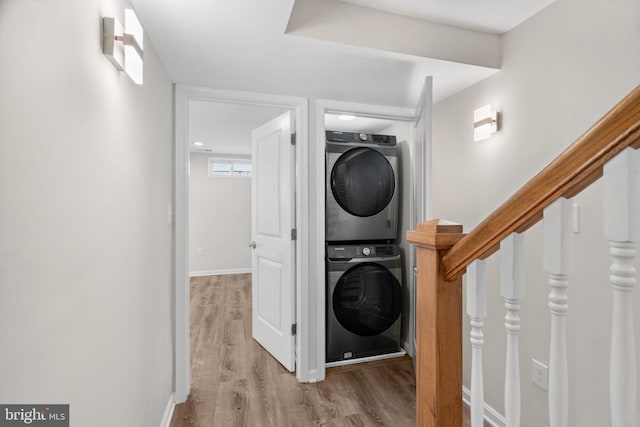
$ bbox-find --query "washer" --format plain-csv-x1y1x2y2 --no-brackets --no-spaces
326,243,402,363
325,131,400,242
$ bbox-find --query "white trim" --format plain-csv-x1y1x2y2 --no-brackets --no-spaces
294,98,311,384
307,369,319,383
325,350,407,368
173,85,310,404
159,393,175,427
173,85,191,403
462,386,506,427
189,268,253,277
314,99,416,382
401,339,415,358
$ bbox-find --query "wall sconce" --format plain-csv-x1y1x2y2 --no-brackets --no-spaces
103,9,144,84
473,105,500,141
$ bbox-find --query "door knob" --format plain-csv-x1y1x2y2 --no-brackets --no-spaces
249,241,256,249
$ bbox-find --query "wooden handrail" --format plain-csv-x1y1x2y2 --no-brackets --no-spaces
442,84,640,281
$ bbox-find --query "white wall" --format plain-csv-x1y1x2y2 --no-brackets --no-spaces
432,0,640,424
189,153,252,275
0,1,174,426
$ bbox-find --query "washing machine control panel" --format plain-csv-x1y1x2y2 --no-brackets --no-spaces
326,244,397,259
373,245,395,256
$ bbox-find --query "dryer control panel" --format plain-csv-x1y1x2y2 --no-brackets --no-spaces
325,131,396,146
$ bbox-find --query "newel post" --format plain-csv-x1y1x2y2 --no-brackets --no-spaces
407,219,465,427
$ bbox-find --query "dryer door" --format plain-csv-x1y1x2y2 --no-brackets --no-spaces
333,262,402,336
330,147,395,217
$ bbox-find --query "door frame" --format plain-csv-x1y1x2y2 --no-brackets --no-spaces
173,85,309,402
314,99,421,381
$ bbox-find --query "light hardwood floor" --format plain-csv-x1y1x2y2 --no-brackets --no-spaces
171,274,475,427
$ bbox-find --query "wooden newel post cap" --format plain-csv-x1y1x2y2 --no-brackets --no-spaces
407,219,465,250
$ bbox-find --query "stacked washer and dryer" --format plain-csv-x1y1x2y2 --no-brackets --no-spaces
325,130,404,364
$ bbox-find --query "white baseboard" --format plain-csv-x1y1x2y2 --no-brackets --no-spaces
189,268,253,277
325,350,407,368
462,386,505,427
160,393,175,427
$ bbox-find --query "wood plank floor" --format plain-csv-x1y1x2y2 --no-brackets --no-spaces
171,274,475,427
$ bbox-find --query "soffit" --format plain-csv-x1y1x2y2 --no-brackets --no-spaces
340,0,557,34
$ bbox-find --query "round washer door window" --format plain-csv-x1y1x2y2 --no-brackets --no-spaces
333,262,402,336
331,147,395,217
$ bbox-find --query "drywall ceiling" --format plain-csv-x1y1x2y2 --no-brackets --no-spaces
189,104,396,155
132,0,554,108
325,114,401,134
189,101,289,155
340,0,556,33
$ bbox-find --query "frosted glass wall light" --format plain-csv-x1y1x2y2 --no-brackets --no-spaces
473,105,499,141
103,9,144,84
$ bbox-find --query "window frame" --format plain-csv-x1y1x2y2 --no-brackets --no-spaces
207,156,252,178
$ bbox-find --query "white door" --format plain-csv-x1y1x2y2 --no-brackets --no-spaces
250,111,296,372
411,76,433,361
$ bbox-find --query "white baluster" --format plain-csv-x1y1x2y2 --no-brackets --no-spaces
501,232,525,427
604,147,639,426
544,197,573,427
467,259,487,427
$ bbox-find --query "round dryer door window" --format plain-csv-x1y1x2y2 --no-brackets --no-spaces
333,262,402,336
331,147,395,217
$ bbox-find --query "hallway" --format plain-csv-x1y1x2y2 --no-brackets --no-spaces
170,274,417,426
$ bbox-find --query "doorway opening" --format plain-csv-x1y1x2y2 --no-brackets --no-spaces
174,86,309,403
314,80,432,380
188,101,288,278
323,113,414,364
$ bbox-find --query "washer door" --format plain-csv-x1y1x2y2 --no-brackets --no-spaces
330,147,395,217
333,262,402,336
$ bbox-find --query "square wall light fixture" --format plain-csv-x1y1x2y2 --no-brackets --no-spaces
103,9,144,84
473,104,500,142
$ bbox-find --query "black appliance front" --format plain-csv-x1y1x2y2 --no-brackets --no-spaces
325,131,400,242
326,244,402,362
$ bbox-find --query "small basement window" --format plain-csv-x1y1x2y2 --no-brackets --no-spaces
208,157,252,177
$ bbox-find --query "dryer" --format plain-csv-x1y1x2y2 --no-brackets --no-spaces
325,131,400,242
326,243,402,363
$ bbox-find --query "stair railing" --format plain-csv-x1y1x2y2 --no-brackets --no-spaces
408,84,640,427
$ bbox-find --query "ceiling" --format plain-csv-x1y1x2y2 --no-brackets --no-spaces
189,100,401,154
189,101,289,155
325,114,400,134
133,0,555,154
131,0,555,109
